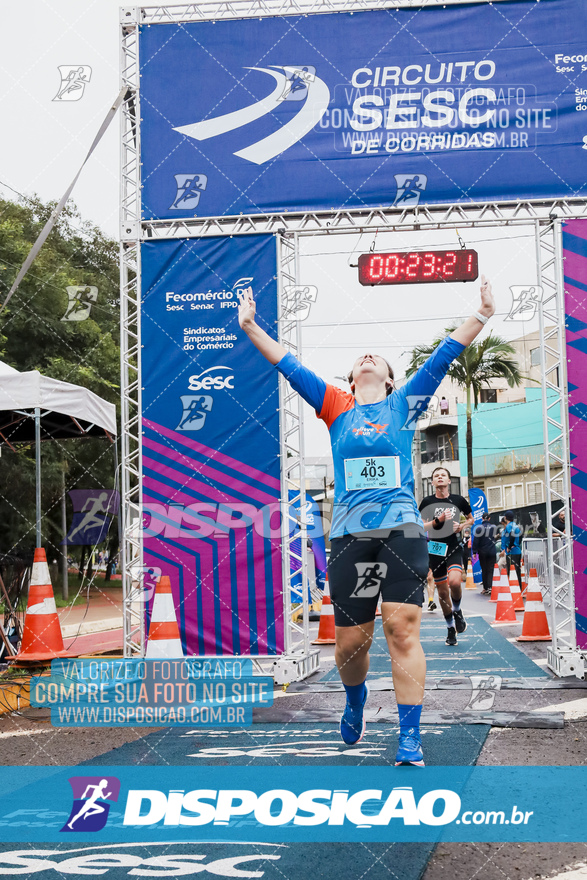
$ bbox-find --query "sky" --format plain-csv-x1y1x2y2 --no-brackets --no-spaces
0,1,123,236
0,1,543,458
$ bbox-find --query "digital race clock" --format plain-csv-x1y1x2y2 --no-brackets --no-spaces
358,249,479,286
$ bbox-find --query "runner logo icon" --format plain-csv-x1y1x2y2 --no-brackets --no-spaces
174,66,330,164
393,174,427,206
351,562,388,598
170,174,208,210
505,285,543,321
61,776,120,832
176,395,213,431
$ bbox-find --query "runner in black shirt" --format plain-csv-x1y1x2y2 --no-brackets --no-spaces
419,467,473,646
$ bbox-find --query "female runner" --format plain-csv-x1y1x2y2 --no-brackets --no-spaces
238,276,495,766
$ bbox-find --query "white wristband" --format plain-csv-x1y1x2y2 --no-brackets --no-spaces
473,310,489,325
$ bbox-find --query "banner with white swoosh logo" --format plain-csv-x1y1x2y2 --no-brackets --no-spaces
139,0,587,218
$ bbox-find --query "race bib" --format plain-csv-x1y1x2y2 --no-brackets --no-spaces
344,456,401,492
428,540,448,557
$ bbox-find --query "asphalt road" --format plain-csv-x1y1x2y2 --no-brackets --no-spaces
0,589,586,879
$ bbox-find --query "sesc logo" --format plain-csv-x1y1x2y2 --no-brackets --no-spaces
188,366,235,392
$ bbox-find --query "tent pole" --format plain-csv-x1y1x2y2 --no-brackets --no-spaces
35,407,41,548
61,466,68,600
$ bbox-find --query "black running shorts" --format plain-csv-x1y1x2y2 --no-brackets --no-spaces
429,546,464,582
328,523,429,627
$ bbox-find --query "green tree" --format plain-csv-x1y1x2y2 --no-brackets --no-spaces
406,328,523,488
0,195,120,561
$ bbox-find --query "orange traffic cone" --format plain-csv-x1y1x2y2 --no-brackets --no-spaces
489,564,501,601
509,565,524,612
375,599,382,617
465,560,475,590
517,569,551,641
492,576,517,624
312,575,335,645
146,576,184,658
520,559,528,595
13,548,71,663
491,567,509,603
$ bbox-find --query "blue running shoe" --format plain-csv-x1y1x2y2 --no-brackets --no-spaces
395,728,425,766
340,683,369,745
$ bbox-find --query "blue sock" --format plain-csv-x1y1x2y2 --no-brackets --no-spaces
398,703,422,735
343,681,367,706
452,598,461,612
445,613,454,628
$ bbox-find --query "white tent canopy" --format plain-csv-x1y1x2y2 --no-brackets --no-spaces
0,361,117,442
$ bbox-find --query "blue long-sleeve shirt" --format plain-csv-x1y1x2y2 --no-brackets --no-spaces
276,336,465,538
501,521,522,555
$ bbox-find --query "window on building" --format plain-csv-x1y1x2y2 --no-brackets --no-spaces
437,433,454,460
504,483,524,508
487,485,503,509
530,348,540,366
480,389,497,404
551,476,564,498
526,481,544,505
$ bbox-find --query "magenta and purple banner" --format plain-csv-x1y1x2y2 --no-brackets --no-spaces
140,235,283,655
563,219,587,649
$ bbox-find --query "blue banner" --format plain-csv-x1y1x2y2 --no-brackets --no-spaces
139,0,587,218
140,236,284,655
289,494,328,601
1,766,587,842
469,487,488,584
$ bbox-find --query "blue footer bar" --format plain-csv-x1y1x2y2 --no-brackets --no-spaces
0,766,583,842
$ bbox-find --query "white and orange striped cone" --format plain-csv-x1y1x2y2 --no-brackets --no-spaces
13,548,72,663
520,559,528,596
375,597,382,617
465,559,476,590
311,576,335,645
517,569,551,641
492,576,517,624
489,564,501,600
509,565,524,612
146,575,184,658
490,567,509,603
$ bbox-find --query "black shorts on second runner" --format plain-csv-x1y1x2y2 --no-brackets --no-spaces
429,546,463,582
328,524,429,627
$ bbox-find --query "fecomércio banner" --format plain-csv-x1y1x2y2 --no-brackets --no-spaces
139,0,587,218
562,219,587,649
140,235,283,655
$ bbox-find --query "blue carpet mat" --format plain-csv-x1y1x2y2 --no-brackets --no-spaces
75,722,489,880
0,840,436,880
320,615,548,680
90,721,489,767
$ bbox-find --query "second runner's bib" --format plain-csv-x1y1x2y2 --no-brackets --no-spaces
345,456,401,491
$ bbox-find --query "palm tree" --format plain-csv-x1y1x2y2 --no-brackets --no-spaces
406,328,523,488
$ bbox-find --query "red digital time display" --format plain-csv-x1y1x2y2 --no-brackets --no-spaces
358,249,479,286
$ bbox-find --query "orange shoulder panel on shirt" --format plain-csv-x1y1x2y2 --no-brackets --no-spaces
319,384,355,429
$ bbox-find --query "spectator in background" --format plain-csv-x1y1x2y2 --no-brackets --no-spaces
500,510,523,589
440,396,449,415
472,513,498,595
552,508,566,534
